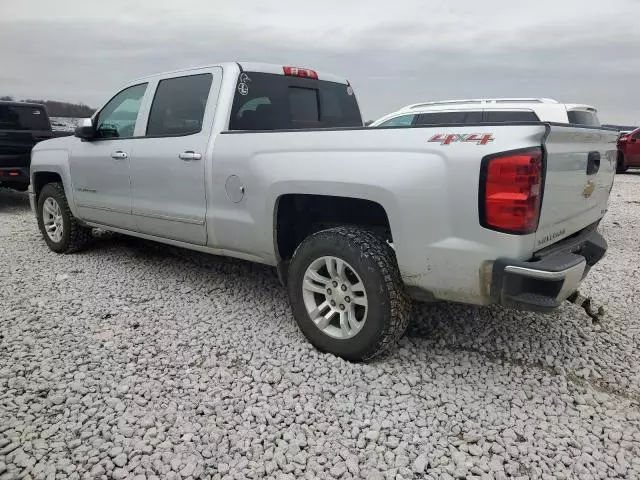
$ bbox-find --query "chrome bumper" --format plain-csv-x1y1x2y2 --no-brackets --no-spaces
490,229,606,312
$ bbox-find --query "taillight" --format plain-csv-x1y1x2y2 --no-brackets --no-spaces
283,66,318,79
480,147,543,234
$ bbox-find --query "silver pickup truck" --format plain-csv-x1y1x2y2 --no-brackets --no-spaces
29,62,617,360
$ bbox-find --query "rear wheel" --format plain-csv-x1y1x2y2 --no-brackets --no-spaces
37,182,92,253
287,226,411,361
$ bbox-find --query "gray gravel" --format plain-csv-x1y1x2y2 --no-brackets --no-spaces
1,174,640,480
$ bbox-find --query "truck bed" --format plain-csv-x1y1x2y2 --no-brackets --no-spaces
212,121,617,304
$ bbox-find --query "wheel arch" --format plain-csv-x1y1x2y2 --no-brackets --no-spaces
273,193,395,284
32,171,63,199
31,162,80,218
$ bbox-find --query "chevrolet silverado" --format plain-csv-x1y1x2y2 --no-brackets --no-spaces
29,62,617,360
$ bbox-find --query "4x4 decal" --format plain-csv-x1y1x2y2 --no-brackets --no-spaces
428,133,494,145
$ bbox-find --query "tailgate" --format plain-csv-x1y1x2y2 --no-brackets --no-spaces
535,125,618,249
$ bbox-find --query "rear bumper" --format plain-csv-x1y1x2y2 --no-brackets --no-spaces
490,228,607,312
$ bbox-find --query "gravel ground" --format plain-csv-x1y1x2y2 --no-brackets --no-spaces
1,174,639,480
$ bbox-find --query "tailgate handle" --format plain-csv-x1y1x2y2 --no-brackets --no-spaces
587,151,600,175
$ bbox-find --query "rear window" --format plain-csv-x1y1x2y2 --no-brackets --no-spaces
229,72,362,130
484,110,539,122
567,110,600,127
288,87,319,123
0,104,50,131
414,111,483,125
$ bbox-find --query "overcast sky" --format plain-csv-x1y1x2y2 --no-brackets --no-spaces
2,0,639,124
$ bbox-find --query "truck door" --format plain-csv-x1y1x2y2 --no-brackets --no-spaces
69,83,148,230
129,68,221,245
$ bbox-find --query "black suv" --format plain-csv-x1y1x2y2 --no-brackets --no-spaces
0,101,53,191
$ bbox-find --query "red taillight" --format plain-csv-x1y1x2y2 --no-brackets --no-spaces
480,148,543,234
283,66,318,79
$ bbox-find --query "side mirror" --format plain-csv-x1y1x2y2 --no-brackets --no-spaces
74,118,95,140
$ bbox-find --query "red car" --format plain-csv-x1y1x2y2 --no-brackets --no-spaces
617,127,640,173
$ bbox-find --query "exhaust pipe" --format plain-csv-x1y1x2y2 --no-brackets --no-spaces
566,291,605,322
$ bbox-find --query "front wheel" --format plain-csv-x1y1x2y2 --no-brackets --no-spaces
36,182,92,253
287,227,411,361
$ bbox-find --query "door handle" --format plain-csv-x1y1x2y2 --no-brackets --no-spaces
179,151,202,161
111,151,128,160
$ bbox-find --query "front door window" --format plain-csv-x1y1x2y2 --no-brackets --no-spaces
95,83,147,139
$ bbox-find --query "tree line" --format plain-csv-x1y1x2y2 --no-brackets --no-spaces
0,96,95,118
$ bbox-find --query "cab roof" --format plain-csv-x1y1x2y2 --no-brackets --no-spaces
132,62,349,85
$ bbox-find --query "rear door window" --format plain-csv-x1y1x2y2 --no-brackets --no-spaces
229,72,361,130
146,74,213,136
567,110,600,127
484,110,539,122
0,104,50,131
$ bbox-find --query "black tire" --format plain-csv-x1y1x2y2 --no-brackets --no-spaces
36,182,92,253
616,154,628,174
287,226,411,361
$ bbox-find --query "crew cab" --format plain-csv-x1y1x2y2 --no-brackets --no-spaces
29,62,617,360
617,127,640,173
0,101,53,191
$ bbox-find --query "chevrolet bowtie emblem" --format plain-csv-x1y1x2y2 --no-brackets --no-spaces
583,180,596,198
